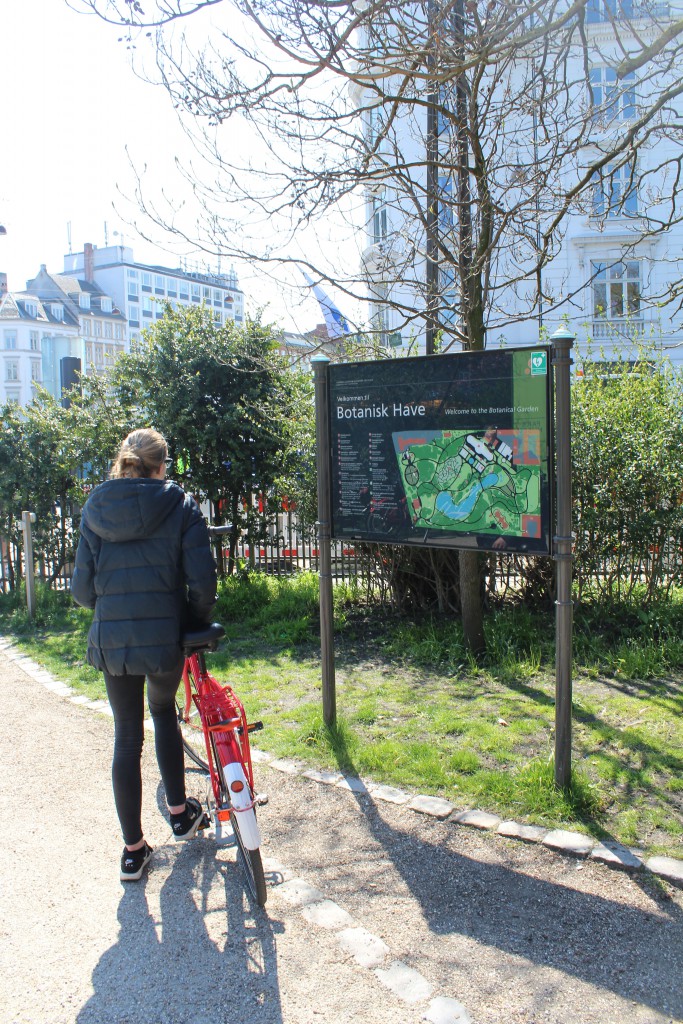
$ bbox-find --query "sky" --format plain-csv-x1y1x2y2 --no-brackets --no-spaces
0,0,362,333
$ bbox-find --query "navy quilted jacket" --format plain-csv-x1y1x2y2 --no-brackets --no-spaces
71,478,217,676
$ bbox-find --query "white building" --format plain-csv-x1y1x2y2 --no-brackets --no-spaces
24,266,128,388
0,273,84,406
62,243,245,347
359,1,683,365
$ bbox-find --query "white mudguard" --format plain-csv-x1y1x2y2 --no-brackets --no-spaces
222,761,262,850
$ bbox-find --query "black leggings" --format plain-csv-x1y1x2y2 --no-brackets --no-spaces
104,664,186,846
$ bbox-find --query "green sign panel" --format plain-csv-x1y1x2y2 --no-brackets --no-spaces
329,347,553,554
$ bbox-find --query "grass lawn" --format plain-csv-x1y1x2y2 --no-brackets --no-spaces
2,575,682,858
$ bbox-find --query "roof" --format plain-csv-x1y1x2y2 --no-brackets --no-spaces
23,268,125,322
0,291,79,328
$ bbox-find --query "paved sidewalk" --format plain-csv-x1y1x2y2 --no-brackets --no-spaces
2,648,683,1024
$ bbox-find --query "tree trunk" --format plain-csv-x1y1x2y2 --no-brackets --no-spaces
459,549,484,655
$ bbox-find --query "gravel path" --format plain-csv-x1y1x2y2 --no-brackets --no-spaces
2,649,682,1024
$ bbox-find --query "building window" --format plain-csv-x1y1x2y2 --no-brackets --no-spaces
5,390,20,405
94,344,104,365
586,0,634,23
5,360,19,381
51,304,64,320
592,162,638,217
437,175,455,235
372,198,387,244
79,293,91,310
154,274,165,295
179,282,189,300
590,67,636,123
191,283,201,302
143,297,154,317
440,264,457,327
24,302,37,317
213,289,222,307
85,344,93,364
128,281,139,301
114,323,123,340
202,286,211,301
81,318,91,335
592,260,641,320
30,331,39,351
3,330,17,350
141,272,152,292
214,310,223,325
93,320,102,337
104,321,113,339
167,278,177,297
127,268,138,279
367,103,385,150
101,296,113,313
30,360,41,382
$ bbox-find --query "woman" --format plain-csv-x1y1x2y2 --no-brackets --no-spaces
72,428,217,881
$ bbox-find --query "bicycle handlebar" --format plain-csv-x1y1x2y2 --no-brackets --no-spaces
207,524,233,537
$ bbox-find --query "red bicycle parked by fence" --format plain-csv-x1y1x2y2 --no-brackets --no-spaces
177,613,268,907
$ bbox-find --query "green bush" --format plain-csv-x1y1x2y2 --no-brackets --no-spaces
571,348,683,603
215,570,319,641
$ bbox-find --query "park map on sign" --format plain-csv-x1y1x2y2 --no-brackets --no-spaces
392,427,542,540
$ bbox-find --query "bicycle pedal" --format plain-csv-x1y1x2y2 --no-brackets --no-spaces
255,793,269,806
199,812,211,830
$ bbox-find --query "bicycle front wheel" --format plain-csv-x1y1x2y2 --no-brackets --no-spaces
177,700,209,771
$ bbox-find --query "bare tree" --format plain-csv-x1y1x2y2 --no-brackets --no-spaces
79,0,683,650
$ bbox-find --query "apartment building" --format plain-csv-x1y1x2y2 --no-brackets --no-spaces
359,1,683,364
62,243,245,347
0,273,82,406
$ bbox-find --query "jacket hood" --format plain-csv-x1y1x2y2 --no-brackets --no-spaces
81,478,186,542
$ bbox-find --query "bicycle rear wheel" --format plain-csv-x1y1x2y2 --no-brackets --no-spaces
177,700,209,771
232,809,267,908
211,736,267,907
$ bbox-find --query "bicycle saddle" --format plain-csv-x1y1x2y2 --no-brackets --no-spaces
180,622,226,652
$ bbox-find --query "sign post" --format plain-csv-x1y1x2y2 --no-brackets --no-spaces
21,511,36,620
312,355,336,726
314,342,574,784
551,327,575,789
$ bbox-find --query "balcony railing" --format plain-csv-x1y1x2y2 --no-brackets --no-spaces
591,317,644,340
586,0,670,22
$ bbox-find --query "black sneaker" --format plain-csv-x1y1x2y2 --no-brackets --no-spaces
120,841,152,881
170,797,206,841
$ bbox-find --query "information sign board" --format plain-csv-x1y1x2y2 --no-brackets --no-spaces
329,347,553,554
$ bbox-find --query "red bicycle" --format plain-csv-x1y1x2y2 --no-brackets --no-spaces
177,620,268,906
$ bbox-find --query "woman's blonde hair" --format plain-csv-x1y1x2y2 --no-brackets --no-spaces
110,428,168,480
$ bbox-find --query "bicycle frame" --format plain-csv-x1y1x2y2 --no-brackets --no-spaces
181,650,261,848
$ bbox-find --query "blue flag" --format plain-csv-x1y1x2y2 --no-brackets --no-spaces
301,271,352,340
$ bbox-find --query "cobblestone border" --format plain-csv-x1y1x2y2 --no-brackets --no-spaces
264,753,683,887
